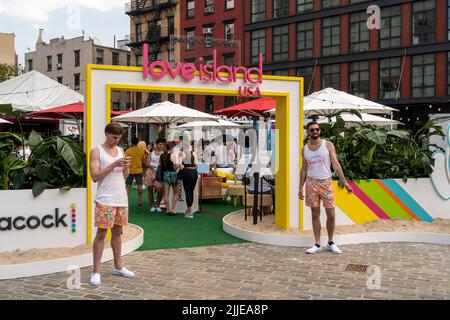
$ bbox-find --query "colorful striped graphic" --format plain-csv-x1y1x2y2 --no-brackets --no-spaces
334,179,433,223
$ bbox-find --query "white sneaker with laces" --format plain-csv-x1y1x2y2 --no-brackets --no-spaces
305,245,321,254
90,273,101,286
327,243,342,254
112,267,135,278
156,207,162,212
150,207,156,213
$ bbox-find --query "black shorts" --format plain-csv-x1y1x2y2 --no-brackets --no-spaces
126,174,143,186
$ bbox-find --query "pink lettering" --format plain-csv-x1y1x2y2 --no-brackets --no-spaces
165,62,183,79
181,63,196,80
149,61,167,79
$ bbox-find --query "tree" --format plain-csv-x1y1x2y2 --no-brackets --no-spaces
0,63,19,83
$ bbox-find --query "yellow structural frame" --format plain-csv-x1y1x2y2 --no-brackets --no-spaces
85,64,304,243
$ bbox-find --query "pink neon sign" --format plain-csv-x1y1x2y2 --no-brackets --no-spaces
142,43,263,97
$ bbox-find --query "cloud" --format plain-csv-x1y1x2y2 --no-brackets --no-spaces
0,0,127,22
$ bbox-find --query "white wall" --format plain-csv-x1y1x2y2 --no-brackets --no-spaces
0,188,87,252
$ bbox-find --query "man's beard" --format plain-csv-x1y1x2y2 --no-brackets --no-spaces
310,135,320,140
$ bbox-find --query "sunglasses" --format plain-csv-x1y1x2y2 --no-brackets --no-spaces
309,128,320,133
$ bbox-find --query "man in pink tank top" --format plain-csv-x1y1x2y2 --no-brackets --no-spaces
299,121,353,254
88,123,135,286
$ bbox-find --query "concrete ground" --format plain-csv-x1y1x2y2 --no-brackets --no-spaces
1,242,450,300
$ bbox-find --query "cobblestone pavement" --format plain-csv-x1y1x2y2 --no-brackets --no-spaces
1,242,450,300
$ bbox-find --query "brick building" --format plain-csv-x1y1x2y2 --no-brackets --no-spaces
179,0,243,112
243,0,450,125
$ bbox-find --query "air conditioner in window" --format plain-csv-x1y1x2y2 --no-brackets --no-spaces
203,27,213,34
74,85,80,91
204,6,214,13
57,63,63,69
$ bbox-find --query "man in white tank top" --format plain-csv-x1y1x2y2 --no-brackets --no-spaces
88,123,135,286
299,121,353,254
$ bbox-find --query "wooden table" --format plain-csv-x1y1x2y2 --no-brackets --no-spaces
227,185,245,206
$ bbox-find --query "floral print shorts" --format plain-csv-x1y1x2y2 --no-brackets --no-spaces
95,204,128,229
305,177,336,208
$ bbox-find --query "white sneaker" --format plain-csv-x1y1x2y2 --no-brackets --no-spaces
327,243,342,254
150,207,156,213
305,245,321,254
90,273,101,286
155,207,162,212
112,267,135,278
184,213,193,219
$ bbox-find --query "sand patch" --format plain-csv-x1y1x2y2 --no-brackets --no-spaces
0,224,141,265
224,211,450,236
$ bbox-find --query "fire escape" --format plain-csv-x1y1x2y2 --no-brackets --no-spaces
125,0,178,107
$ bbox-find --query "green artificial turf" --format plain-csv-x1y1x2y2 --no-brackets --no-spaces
127,189,247,251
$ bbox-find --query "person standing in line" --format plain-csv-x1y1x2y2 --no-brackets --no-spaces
125,137,145,208
144,139,165,213
89,123,135,286
158,142,181,216
179,140,201,219
298,122,353,254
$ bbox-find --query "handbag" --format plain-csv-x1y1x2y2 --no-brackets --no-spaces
155,165,163,182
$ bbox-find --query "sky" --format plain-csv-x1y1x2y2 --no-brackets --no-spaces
0,0,130,66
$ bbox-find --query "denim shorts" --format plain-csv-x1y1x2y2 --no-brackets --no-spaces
163,171,178,186
126,174,143,186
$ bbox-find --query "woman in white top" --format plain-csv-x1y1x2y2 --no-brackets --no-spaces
144,138,165,212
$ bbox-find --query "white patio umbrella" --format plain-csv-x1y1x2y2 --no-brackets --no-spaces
173,119,243,130
303,88,398,116
0,117,13,124
316,113,402,126
112,101,219,124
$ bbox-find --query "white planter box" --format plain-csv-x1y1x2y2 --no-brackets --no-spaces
0,188,87,252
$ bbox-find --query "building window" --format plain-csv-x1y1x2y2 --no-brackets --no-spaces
349,0,367,3
412,54,435,98
57,76,63,84
412,0,436,45
272,70,289,76
204,56,213,65
187,0,195,18
448,52,450,95
251,29,266,64
297,66,314,95
224,53,234,66
225,22,234,43
74,50,80,67
205,0,214,15
349,12,369,52
205,96,214,112
127,55,131,66
321,64,340,90
187,95,195,109
168,94,175,103
297,0,313,13
251,0,266,23
112,52,119,66
224,96,236,107
322,0,340,9
186,29,195,50
136,92,142,109
380,57,401,100
57,54,63,70
297,21,314,59
322,16,340,56
28,59,33,72
273,25,289,62
47,56,52,71
74,73,80,91
168,47,175,63
225,0,234,10
136,23,142,42
203,25,214,48
349,61,370,98
136,55,143,67
273,0,289,19
96,50,104,64
448,1,450,40
380,6,402,49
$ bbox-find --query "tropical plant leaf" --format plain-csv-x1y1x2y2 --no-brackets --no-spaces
28,130,43,148
366,130,387,145
56,137,83,175
32,181,47,197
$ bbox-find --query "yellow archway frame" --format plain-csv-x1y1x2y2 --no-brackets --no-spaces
85,64,304,243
